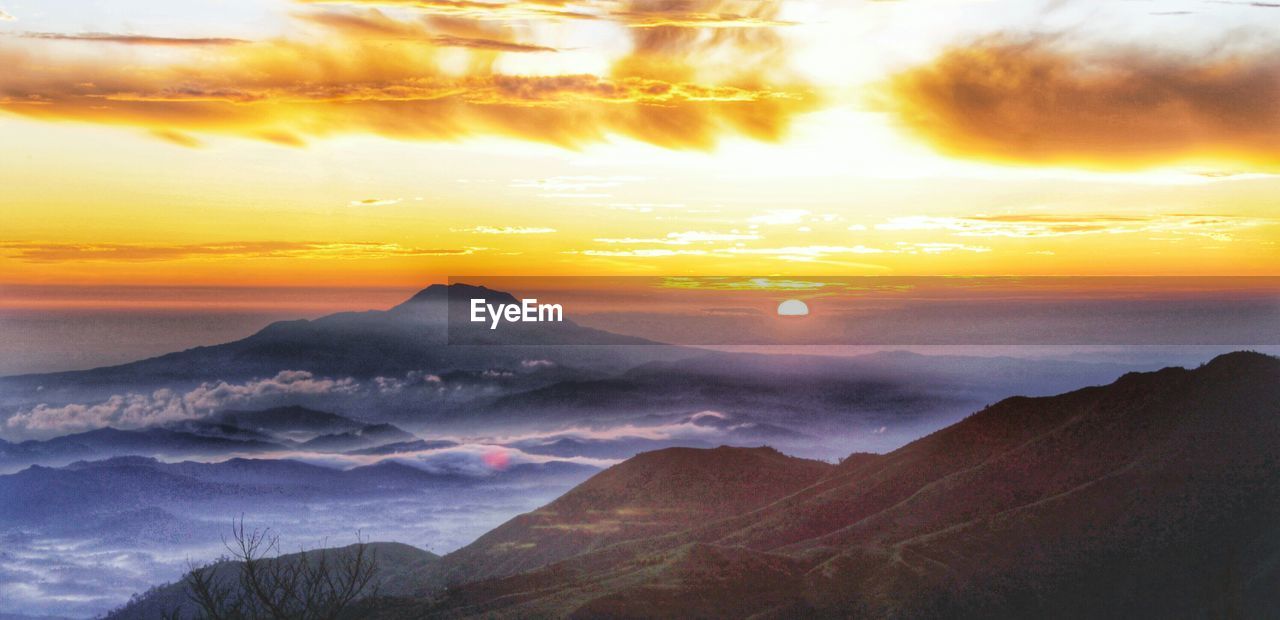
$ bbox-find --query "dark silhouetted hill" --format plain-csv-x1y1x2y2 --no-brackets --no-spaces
353,352,1280,618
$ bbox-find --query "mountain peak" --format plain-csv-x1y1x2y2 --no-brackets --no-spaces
1201,350,1278,372
394,283,519,310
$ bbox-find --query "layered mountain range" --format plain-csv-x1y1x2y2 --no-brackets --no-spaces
0,284,1151,458
6,284,1263,618
0,406,428,472
303,351,1279,618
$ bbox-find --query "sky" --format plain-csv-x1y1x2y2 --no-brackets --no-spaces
1,0,1279,307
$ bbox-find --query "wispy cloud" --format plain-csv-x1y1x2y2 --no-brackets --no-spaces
876,213,1268,242
0,8,15,21
0,241,479,262
5,371,359,437
748,209,810,226
573,248,710,257
570,244,885,262
349,197,403,207
892,242,991,255
16,32,249,46
461,226,557,234
594,231,759,245
299,0,795,29
297,10,562,52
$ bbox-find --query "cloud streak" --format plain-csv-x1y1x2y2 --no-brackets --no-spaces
876,213,1268,242
462,226,557,234
16,32,249,46
300,0,794,29
879,35,1280,170
0,241,477,262
297,10,562,52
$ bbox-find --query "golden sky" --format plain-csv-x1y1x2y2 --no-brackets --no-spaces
1,0,1278,297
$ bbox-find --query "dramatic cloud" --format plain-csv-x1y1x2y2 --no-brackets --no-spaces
0,241,477,262
879,35,1280,170
0,1,813,149
5,371,359,437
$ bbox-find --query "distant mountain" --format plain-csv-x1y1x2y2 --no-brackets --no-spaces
0,455,600,525
104,542,440,620
0,284,673,388
206,405,365,437
0,406,424,471
0,426,286,473
297,423,417,452
354,352,1280,618
0,284,689,441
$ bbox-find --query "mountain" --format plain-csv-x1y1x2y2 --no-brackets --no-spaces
422,446,832,590
0,426,286,473
297,423,417,452
0,283,671,387
104,542,440,620
0,406,424,472
0,284,688,440
205,405,366,437
352,352,1280,618
0,455,600,525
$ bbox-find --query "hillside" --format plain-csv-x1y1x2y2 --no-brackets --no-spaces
356,351,1280,618
106,542,439,620
424,446,832,589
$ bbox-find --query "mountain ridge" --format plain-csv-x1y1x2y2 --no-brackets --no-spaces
350,351,1280,618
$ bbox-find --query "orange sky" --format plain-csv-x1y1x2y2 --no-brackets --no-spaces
1,0,1278,298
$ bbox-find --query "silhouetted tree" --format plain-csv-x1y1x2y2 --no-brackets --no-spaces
183,517,378,620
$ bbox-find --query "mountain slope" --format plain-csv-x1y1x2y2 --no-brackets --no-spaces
363,352,1280,618
425,446,832,589
105,542,440,620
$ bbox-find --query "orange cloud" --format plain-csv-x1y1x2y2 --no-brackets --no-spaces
16,32,248,46
0,241,478,262
612,11,793,28
297,10,561,52
297,0,598,21
299,0,791,28
879,35,1280,170
0,3,813,149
